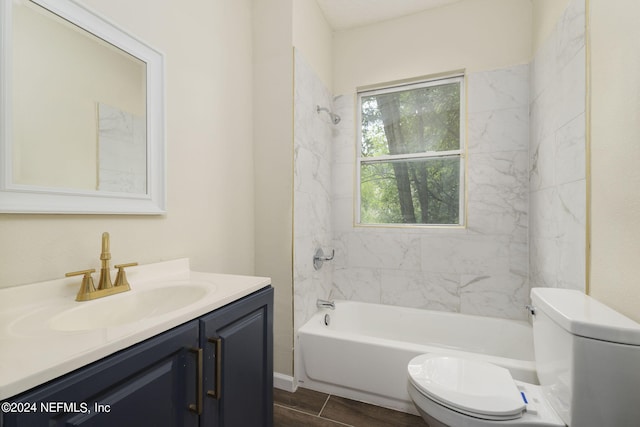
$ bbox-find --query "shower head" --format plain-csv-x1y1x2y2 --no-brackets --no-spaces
316,105,341,125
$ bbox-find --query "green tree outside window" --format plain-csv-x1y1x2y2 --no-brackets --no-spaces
358,76,464,225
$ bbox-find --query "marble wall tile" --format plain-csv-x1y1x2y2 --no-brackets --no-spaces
342,231,423,271
509,241,529,278
556,0,586,70
555,113,586,186
324,64,531,320
468,151,529,196
466,150,528,241
331,196,354,234
529,132,556,192
332,161,354,200
529,236,560,287
420,234,511,275
459,273,528,319
465,192,527,242
331,267,382,303
293,49,335,331
530,36,556,103
556,179,586,290
529,84,559,147
380,270,460,312
332,94,357,164
468,106,529,153
292,0,586,383
293,0,585,327
467,64,529,113
530,187,559,240
529,0,586,292
557,46,586,127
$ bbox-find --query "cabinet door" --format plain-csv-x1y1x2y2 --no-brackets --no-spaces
2,321,200,427
200,287,273,427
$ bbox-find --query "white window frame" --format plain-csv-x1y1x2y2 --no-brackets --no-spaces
356,75,465,227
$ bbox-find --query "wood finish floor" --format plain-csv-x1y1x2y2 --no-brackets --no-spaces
274,387,429,426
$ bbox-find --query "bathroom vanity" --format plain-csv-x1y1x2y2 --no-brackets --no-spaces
0,259,273,426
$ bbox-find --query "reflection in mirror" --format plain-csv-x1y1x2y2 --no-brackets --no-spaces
13,0,147,193
0,0,165,214
97,103,147,193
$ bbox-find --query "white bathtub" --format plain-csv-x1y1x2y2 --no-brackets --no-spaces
297,300,537,414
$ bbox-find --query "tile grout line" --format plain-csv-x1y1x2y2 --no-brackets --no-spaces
318,394,357,427
274,402,353,427
318,393,332,416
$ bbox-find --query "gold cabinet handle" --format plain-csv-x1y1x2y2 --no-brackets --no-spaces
207,338,222,399
188,347,203,415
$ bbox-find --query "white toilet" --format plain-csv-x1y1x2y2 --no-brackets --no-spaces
407,287,640,426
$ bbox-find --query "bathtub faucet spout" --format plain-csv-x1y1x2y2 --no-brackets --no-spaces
317,299,335,310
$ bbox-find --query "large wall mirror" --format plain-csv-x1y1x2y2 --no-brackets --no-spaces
0,0,165,214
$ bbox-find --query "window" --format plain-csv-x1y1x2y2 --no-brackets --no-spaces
357,75,464,226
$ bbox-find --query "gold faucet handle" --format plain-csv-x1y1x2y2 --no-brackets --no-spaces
114,262,138,288
66,269,96,301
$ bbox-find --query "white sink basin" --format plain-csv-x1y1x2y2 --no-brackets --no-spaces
0,258,272,401
49,282,212,332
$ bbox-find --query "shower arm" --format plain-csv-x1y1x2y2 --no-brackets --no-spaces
316,105,341,125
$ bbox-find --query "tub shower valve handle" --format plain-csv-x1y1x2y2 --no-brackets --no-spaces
313,248,335,270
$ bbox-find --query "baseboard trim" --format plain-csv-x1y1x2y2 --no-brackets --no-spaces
274,372,297,392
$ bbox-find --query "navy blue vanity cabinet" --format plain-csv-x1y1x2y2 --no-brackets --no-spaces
1,285,274,427
2,320,201,427
200,287,274,427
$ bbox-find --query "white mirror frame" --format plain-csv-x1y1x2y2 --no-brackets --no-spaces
0,0,166,214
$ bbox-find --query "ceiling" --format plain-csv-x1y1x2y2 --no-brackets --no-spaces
315,0,463,31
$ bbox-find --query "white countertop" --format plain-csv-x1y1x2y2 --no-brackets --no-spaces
0,258,271,400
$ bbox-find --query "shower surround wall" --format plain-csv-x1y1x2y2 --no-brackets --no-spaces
293,50,334,332
529,0,586,291
330,65,531,321
292,0,586,332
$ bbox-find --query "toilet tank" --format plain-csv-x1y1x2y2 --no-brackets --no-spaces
531,288,640,427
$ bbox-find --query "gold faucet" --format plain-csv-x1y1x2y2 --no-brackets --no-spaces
98,232,113,290
66,232,137,302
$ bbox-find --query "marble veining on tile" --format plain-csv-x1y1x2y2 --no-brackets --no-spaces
292,0,586,334
293,49,335,334
529,0,586,292
329,62,531,320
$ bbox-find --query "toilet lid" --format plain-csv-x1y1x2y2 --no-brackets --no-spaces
408,354,526,421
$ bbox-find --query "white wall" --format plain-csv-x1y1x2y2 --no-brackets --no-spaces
333,0,532,96
0,0,256,294
590,0,640,322
253,0,336,381
532,0,572,53
253,0,295,376
292,0,333,92
12,1,145,189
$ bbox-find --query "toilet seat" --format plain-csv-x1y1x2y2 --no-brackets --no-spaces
408,354,526,421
